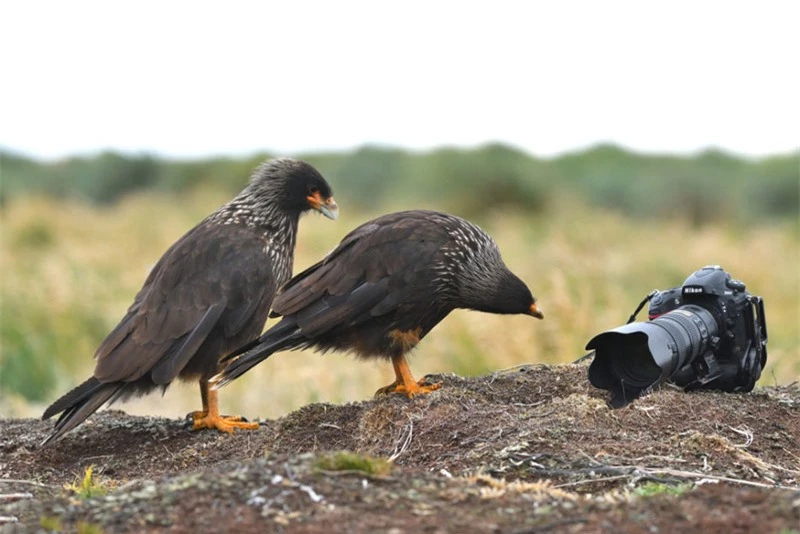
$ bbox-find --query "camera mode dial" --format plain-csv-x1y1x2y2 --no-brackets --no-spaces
726,279,746,292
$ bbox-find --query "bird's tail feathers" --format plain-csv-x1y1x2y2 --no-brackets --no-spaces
212,321,303,389
41,378,124,447
218,327,275,365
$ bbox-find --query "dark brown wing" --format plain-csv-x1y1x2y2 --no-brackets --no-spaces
270,211,447,337
93,223,275,385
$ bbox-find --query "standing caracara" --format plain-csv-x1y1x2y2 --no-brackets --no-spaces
41,158,338,445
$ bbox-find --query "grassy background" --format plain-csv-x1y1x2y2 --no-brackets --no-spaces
1,172,797,420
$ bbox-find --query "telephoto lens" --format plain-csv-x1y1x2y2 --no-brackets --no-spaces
586,305,717,407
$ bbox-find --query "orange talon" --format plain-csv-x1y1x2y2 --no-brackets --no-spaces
375,354,441,398
191,381,259,432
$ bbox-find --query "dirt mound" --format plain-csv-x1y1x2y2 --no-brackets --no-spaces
2,364,798,532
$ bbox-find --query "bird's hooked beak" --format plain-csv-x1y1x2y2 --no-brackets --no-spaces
307,191,339,220
528,302,544,319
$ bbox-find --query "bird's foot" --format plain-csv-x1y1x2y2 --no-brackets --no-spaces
375,377,441,399
191,413,259,433
187,410,250,424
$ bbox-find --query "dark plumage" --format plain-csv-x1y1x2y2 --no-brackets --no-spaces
41,158,337,445
212,210,543,397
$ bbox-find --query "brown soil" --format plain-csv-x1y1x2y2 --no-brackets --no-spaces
1,364,798,533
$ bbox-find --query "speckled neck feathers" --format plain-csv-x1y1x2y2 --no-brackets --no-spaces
204,162,302,286
428,212,501,296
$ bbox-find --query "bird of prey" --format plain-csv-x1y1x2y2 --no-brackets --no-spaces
41,158,338,445
211,210,543,397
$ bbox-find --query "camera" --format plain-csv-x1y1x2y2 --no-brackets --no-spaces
586,266,768,407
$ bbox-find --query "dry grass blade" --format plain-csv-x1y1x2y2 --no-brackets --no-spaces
389,413,415,462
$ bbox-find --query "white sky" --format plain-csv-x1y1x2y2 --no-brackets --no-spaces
2,1,798,161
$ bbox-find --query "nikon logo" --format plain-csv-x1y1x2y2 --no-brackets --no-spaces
684,287,703,294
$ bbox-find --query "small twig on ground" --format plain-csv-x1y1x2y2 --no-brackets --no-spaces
728,425,754,448
641,467,798,489
634,405,659,420
547,464,800,491
749,458,800,476
576,450,604,467
0,479,57,489
633,455,687,464
553,474,635,489
161,444,177,460
389,413,414,463
782,447,800,464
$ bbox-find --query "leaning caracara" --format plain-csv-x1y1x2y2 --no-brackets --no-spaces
213,209,542,397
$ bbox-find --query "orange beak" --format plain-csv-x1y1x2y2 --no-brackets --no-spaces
306,191,339,220
528,302,544,319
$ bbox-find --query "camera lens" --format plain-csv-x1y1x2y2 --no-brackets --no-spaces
609,343,663,388
587,304,718,405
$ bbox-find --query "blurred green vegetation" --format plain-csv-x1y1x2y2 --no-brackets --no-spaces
0,144,798,409
1,143,797,224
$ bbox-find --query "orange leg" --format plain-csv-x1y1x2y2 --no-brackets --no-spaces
375,354,441,398
191,380,259,432
189,382,210,421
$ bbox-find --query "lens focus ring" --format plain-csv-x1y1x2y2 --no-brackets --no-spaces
651,304,716,364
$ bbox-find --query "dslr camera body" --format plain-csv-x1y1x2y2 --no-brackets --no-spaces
587,265,768,407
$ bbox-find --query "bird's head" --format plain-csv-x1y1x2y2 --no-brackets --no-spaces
445,219,543,319
247,158,338,220
475,268,543,319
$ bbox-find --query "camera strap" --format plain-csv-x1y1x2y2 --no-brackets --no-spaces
627,290,659,324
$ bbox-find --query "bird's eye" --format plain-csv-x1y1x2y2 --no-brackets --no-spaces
308,186,320,194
